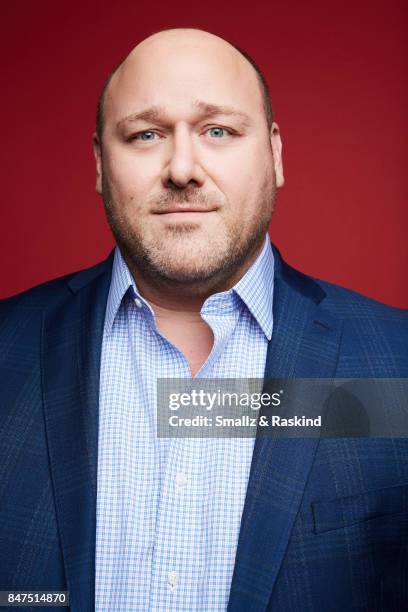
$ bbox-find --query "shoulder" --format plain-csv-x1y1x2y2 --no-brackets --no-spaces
309,275,408,370
273,244,408,372
273,243,406,324
313,275,407,323
0,255,113,324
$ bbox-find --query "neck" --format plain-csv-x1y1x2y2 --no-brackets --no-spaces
122,237,266,315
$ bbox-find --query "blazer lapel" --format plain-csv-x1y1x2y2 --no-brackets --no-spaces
42,254,113,612
228,245,342,612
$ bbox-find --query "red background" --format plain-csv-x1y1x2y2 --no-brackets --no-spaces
1,1,407,306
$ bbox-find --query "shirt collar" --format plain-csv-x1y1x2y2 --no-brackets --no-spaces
232,234,274,340
104,247,137,334
105,234,274,340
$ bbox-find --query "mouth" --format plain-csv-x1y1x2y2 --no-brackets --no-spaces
153,206,218,223
154,206,217,214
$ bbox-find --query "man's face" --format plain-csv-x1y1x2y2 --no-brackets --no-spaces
94,30,284,292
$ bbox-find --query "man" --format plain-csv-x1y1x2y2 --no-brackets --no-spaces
0,27,407,612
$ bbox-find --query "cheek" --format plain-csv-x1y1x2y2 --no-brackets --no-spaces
104,154,153,204
216,152,272,208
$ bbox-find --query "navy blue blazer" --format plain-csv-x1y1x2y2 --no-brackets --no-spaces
1,243,407,612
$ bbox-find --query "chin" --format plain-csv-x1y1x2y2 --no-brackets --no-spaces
156,236,227,263
155,260,222,283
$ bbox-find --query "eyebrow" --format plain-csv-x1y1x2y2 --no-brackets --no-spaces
116,99,252,129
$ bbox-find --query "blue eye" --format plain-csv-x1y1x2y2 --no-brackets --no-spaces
136,131,156,141
208,127,228,138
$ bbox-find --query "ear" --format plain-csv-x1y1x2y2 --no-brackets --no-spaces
92,132,103,195
270,122,284,188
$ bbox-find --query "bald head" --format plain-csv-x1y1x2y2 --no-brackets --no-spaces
92,26,284,298
96,28,273,143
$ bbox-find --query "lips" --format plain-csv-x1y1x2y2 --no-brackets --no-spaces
155,207,216,214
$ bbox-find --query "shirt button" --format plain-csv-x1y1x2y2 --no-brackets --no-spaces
175,473,188,487
134,298,143,308
168,570,178,587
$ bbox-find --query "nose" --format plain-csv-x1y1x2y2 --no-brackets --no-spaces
161,125,205,189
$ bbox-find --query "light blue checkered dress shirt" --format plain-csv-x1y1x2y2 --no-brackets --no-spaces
95,235,274,611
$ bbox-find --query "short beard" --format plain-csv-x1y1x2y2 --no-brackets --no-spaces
102,179,276,296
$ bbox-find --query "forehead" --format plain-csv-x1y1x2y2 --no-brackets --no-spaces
103,32,264,126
